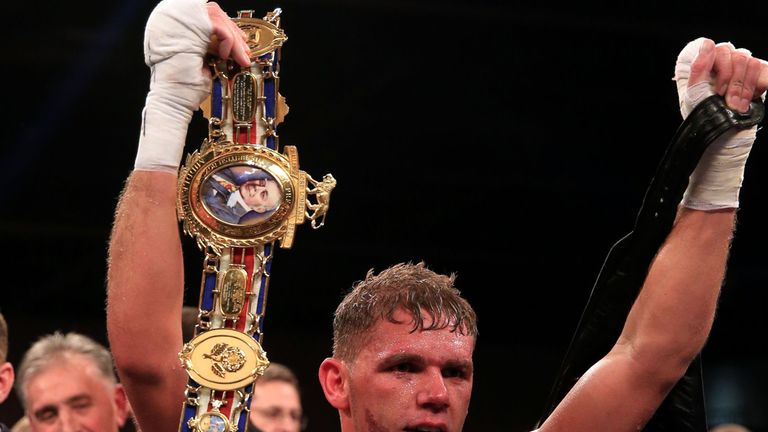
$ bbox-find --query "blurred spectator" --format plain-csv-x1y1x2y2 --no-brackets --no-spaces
15,332,130,431
0,312,15,432
181,306,199,343
248,362,305,432
709,424,751,432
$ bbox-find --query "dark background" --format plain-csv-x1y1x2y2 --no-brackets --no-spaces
1,1,767,430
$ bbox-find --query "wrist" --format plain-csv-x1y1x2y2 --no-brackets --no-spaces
135,55,211,173
134,0,213,173
674,38,758,211
681,130,753,210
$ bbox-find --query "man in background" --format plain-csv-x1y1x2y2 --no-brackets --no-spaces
248,362,305,432
15,332,130,432
710,424,752,432
0,313,15,432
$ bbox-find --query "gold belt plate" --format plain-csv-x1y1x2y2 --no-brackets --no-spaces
179,328,270,391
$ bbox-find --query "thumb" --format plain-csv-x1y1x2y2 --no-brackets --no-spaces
674,37,716,118
687,39,716,87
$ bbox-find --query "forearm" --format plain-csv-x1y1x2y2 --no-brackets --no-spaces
106,170,187,431
618,207,735,367
104,2,253,431
107,170,184,369
106,171,187,430
539,207,736,432
540,37,763,432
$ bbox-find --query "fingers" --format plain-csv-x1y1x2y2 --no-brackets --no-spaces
711,43,767,113
676,38,767,117
206,2,251,67
725,49,750,112
712,44,734,96
741,56,763,102
757,60,768,96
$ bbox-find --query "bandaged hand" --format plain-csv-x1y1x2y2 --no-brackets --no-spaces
673,37,768,210
134,0,250,174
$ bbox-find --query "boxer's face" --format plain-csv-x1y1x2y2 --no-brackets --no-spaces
343,308,475,432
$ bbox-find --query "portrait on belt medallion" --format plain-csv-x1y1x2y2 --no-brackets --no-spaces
201,165,284,226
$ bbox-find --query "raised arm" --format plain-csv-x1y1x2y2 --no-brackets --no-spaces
537,38,768,432
105,1,250,431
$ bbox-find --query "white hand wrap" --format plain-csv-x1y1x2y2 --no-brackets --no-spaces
134,0,213,174
673,38,760,210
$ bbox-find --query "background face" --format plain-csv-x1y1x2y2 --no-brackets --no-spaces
249,381,302,432
2,1,767,431
24,356,121,432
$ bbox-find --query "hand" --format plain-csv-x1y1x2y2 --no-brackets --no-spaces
674,37,768,210
679,38,768,114
206,2,251,67
136,0,250,173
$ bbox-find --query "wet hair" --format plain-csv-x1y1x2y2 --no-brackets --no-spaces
0,313,7,363
332,261,478,362
15,332,117,408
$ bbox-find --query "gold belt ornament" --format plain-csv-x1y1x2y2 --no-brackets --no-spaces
175,8,335,432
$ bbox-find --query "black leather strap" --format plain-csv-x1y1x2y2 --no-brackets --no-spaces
536,95,764,431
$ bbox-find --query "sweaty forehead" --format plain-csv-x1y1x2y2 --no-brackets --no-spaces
360,310,475,363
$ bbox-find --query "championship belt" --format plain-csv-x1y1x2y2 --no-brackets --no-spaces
175,9,336,432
